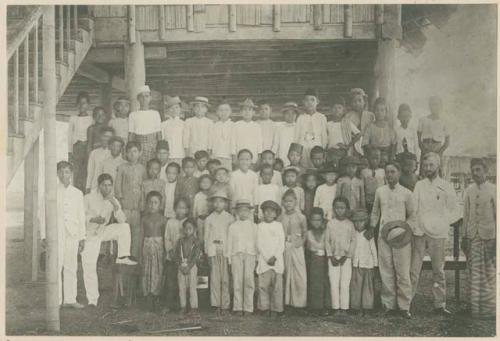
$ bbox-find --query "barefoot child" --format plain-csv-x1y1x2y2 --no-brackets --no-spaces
109,97,131,143
140,158,166,213
141,191,168,311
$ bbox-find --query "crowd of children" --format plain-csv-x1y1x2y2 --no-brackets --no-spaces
63,84,495,320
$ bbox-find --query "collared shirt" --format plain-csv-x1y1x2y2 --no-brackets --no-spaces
114,162,147,210
258,119,277,152
325,218,357,258
395,124,419,155
230,169,259,207
463,181,496,240
345,110,375,134
313,183,337,220
362,122,396,148
100,155,127,184
161,117,185,159
164,181,177,219
413,177,459,238
282,185,305,211
67,115,93,152
164,217,186,260
205,210,235,257
361,168,385,206
84,190,126,238
259,170,283,187
226,219,258,258
306,230,327,255
256,221,285,274
232,120,263,163
86,148,111,190
109,117,129,143
417,116,449,143
210,119,234,158
295,112,328,148
183,116,213,156
352,231,378,268
53,183,86,240
272,122,296,166
327,120,360,149
370,183,417,236
129,110,162,135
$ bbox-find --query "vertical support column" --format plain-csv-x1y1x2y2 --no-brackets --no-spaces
343,5,352,38
228,5,237,32
128,5,136,43
186,5,194,32
58,5,64,63
65,6,71,55
34,20,39,104
24,143,35,280
73,5,78,38
32,138,40,282
14,49,20,133
313,5,322,30
273,5,281,32
42,5,60,332
23,38,30,119
159,5,166,40
101,74,114,115
124,31,145,112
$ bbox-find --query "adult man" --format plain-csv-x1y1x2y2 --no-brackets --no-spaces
411,152,460,315
461,158,496,318
81,173,137,307
370,162,416,319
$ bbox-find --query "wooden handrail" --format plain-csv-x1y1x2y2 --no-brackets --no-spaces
7,6,43,59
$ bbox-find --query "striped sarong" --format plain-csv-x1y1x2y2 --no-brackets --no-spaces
135,132,159,165
466,237,496,318
284,244,307,308
142,237,164,296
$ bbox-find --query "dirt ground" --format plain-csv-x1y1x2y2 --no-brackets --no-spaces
5,238,496,337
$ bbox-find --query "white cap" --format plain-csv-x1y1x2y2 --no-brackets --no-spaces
137,85,151,95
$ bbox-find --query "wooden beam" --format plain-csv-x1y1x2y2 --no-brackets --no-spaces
186,5,194,32
313,5,322,31
23,38,29,119
375,5,384,39
273,5,280,32
7,6,42,59
228,5,237,32
158,5,166,40
14,48,19,133
24,141,35,281
32,138,40,282
128,5,136,43
58,5,64,62
76,63,110,83
124,30,145,111
85,46,167,63
343,5,352,38
34,20,39,103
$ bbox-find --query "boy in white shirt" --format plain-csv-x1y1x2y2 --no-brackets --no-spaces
183,96,213,157
314,164,338,221
260,150,283,187
326,96,361,156
209,102,234,171
230,149,259,210
254,164,282,221
161,96,185,165
232,98,263,168
272,102,298,166
395,103,419,156
86,127,113,193
109,97,130,143
258,101,276,152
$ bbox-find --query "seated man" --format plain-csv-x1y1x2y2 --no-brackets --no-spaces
81,173,137,307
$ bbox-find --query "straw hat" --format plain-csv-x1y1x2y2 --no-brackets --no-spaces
190,96,210,107
381,220,413,249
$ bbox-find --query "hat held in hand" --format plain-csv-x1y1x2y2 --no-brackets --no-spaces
381,220,412,249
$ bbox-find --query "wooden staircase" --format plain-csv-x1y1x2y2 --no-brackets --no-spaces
7,5,94,185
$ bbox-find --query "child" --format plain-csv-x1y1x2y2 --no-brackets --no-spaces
396,151,419,191
257,200,285,317
209,102,234,171
161,96,185,164
303,171,319,218
204,191,234,314
287,143,305,177
282,167,305,212
86,126,113,193
344,88,375,134
281,189,308,311
310,146,326,170
255,164,282,220
183,97,212,157
109,97,131,143
68,91,93,191
295,88,328,168
395,104,419,156
211,166,232,203
194,150,210,177
192,174,213,242
274,158,285,173
87,106,110,155
360,147,385,212
306,207,331,316
100,136,127,184
326,147,345,172
232,98,263,167
206,159,222,178
164,162,180,219
175,157,199,210
128,85,162,165
141,191,168,311
362,97,396,161
156,141,170,182
336,156,365,210
350,208,377,315
272,102,299,166
115,141,147,258
229,149,259,210
314,164,338,221
327,96,361,157
226,199,258,315
260,150,283,186
258,101,276,152
326,197,356,314
140,158,166,212
163,198,189,312
175,219,202,314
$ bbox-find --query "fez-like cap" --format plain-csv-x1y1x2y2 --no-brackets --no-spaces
288,142,303,154
304,88,319,98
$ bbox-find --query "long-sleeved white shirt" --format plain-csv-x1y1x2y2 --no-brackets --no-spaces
295,112,328,148
256,221,285,274
314,183,337,220
258,119,276,152
226,219,258,260
395,124,419,155
183,116,213,156
84,190,126,238
67,115,93,152
325,218,357,258
210,119,234,159
413,177,460,238
272,122,296,166
86,148,111,190
352,231,378,268
129,110,162,135
161,116,185,159
229,169,259,207
99,155,127,184
164,181,177,219
49,183,86,240
232,120,263,163
204,210,235,257
109,117,129,143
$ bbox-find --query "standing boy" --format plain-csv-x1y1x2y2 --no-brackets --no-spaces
183,96,212,157
99,136,126,184
395,104,419,156
326,96,361,157
86,126,113,193
175,157,199,210
230,149,259,209
232,98,263,167
210,102,234,170
161,96,185,164
109,97,131,143
314,164,338,221
258,101,276,152
260,150,283,186
272,102,299,166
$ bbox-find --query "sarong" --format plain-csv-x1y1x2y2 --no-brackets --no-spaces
72,141,88,192
284,245,307,307
136,132,159,165
306,250,331,310
142,237,164,296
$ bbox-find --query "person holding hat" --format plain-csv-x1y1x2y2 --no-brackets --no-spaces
370,162,416,319
395,103,419,156
287,143,306,177
226,199,258,315
210,102,235,171
183,96,213,157
99,135,126,185
283,166,305,212
336,156,365,210
161,96,185,164
396,151,419,191
128,85,162,165
327,95,362,157
362,97,396,161
295,88,328,168
204,191,235,315
109,96,131,144
461,158,496,319
232,98,263,166
344,88,375,135
272,102,299,166
258,100,277,152
86,126,113,193
257,200,285,316
314,163,339,221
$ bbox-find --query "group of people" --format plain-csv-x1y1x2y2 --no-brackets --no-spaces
51,85,495,321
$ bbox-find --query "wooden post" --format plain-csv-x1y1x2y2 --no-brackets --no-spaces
58,5,63,62
159,5,166,40
375,4,384,38
193,5,205,32
34,20,39,103
273,5,280,32
32,138,40,281
228,5,237,32
24,142,35,280
128,5,136,43
23,38,29,119
313,5,322,30
14,48,19,133
343,4,352,38
65,6,70,57
73,5,78,38
124,31,145,112
42,5,60,332
186,5,194,32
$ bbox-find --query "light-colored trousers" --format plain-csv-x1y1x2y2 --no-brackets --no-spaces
410,234,446,308
178,265,198,309
350,267,375,310
123,209,142,259
378,236,412,310
231,253,256,312
328,258,352,309
81,223,132,305
209,254,230,309
58,235,80,305
258,270,284,312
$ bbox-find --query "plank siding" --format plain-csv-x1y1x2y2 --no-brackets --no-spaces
353,5,375,23
236,5,260,26
206,5,228,25
281,5,309,23
136,5,158,30
164,5,186,29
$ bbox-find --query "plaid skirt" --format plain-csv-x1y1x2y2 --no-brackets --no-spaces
135,133,159,165
142,237,165,296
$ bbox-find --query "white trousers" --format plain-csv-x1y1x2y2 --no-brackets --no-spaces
58,236,80,305
81,223,132,305
328,258,352,310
